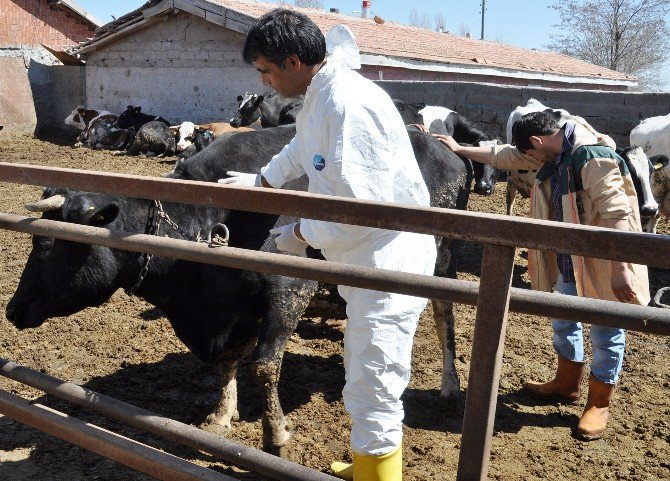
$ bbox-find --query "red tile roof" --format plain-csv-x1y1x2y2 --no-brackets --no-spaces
206,0,634,83
72,0,635,83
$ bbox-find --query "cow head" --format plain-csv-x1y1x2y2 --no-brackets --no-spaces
64,106,90,130
619,146,659,226
115,105,142,129
230,93,264,127
472,139,501,195
392,99,426,126
6,188,126,329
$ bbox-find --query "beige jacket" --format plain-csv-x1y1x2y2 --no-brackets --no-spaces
488,124,650,305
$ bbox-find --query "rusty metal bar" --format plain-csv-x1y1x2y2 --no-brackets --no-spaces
456,244,515,481
1,213,669,334
0,389,238,481
1,162,669,269
0,358,339,481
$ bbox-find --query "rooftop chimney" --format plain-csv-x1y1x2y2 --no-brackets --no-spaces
362,0,371,18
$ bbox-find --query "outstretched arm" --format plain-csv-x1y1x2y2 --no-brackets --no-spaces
432,134,494,165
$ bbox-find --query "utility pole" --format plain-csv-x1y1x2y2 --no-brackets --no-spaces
480,0,486,39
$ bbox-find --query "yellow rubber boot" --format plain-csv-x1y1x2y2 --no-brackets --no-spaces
331,461,353,481
353,446,402,481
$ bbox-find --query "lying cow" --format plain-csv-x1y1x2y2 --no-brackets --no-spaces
115,105,170,131
504,100,659,223
76,115,134,151
229,91,304,128
393,99,500,195
630,113,670,233
121,120,176,157
64,106,114,132
171,122,256,160
6,125,472,457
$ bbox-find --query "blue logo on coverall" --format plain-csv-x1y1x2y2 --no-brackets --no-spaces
312,154,326,171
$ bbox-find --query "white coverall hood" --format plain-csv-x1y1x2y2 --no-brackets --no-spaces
325,24,361,71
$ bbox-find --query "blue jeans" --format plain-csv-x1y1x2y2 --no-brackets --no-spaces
552,274,625,384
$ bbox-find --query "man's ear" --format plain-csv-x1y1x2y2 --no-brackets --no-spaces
285,54,301,70
529,136,543,149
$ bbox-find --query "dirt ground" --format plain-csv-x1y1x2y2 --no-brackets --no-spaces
0,134,668,481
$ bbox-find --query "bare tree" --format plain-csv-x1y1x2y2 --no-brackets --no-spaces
434,12,447,32
458,22,472,37
294,0,324,9
408,8,433,29
548,0,670,90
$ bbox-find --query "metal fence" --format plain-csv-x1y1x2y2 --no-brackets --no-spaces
0,162,669,481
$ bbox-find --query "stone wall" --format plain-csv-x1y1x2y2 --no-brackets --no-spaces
377,81,670,147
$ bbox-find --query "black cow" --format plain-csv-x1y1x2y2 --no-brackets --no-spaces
6,125,471,456
229,91,303,128
115,105,170,131
122,120,176,157
393,100,500,195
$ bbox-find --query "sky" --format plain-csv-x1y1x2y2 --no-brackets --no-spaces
76,0,670,90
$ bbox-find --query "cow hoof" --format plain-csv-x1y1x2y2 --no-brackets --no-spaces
199,420,233,437
438,393,464,416
267,442,302,461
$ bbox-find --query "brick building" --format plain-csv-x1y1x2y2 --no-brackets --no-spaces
0,0,100,136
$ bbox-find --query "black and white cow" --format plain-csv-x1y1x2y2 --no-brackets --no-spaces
630,113,670,233
6,125,472,457
171,122,216,160
76,115,135,151
393,100,500,195
229,91,304,128
504,99,659,222
115,105,170,132
64,106,114,132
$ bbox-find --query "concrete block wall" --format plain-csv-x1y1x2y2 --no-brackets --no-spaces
84,13,261,123
0,0,96,50
0,45,83,138
377,81,670,147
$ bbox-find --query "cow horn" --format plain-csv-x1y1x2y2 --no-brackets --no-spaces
25,195,66,212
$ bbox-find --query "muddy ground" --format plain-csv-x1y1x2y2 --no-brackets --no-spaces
0,134,668,481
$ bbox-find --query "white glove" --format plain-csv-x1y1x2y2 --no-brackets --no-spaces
269,223,309,256
217,171,261,186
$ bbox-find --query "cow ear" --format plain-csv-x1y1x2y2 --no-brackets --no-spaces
652,155,670,170
134,106,142,113
237,95,243,102
126,105,133,110
84,203,120,227
257,95,264,103
168,125,180,133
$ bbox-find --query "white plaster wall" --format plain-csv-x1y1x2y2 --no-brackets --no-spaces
83,13,262,124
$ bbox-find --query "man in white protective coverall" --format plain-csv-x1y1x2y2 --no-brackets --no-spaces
217,9,436,481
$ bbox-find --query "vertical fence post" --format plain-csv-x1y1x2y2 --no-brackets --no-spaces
456,244,515,481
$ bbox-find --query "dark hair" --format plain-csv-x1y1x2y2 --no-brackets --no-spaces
242,9,326,67
511,111,561,152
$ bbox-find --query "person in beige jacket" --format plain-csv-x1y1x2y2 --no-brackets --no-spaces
435,111,649,440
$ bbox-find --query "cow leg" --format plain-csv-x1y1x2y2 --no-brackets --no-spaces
251,280,317,455
252,357,291,454
433,237,462,414
506,182,518,215
433,299,461,413
201,359,240,434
